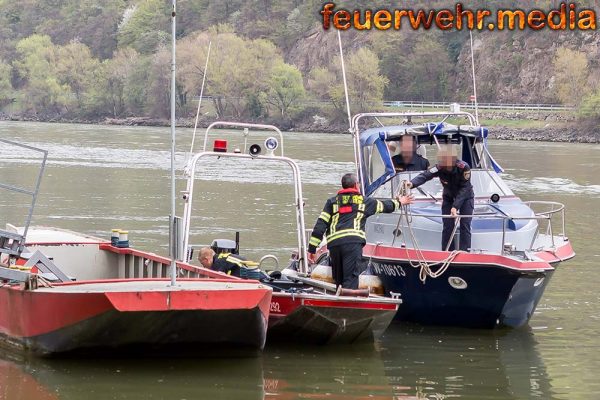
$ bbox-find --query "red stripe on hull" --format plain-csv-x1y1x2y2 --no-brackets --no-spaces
363,242,574,271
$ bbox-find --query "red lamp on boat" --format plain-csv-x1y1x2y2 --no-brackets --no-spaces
213,139,227,152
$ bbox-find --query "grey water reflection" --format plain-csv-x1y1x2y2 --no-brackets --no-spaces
0,326,553,400
381,325,553,399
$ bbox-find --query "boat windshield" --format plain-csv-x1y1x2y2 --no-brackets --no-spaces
371,169,514,199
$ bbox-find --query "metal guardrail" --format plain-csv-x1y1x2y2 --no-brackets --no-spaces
398,200,566,256
191,95,574,112
382,100,574,112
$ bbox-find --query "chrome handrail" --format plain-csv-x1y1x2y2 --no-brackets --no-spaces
389,200,566,255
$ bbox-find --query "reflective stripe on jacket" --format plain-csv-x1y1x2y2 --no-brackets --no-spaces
308,188,399,253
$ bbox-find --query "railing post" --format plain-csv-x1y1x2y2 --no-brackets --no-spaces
501,218,506,255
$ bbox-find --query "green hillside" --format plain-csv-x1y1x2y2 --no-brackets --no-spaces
0,0,598,127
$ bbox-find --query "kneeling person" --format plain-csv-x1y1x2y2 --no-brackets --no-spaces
197,247,247,277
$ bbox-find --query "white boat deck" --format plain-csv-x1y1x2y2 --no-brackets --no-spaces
13,225,103,244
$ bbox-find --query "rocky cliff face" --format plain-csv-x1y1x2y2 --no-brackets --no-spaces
285,26,600,105
454,30,600,104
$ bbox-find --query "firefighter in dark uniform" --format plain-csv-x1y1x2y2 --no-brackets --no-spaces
406,145,474,252
390,135,430,172
198,247,246,277
307,173,414,289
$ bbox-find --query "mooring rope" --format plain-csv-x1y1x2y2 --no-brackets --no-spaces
393,181,461,283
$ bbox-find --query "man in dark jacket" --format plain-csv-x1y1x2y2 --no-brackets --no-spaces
198,247,246,277
406,145,474,252
391,135,430,172
307,173,413,289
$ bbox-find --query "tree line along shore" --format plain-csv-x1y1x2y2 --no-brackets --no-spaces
0,0,598,142
3,110,597,144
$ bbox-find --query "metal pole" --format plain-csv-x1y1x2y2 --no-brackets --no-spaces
337,30,352,133
469,30,480,125
190,41,212,155
170,0,177,286
337,30,364,190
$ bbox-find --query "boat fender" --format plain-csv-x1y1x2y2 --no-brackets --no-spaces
311,264,335,284
358,263,385,295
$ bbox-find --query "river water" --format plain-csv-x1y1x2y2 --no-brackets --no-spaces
0,121,598,399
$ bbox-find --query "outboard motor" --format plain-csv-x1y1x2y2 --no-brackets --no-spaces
210,239,238,255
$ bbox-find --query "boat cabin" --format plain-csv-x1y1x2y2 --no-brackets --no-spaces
353,113,566,256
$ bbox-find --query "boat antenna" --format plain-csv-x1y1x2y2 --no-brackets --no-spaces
190,41,212,155
337,30,363,190
469,30,480,125
169,0,177,286
337,30,352,133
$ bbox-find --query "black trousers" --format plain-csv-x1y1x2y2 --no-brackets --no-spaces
328,243,364,289
441,197,474,251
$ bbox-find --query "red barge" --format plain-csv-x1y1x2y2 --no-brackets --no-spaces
0,138,271,356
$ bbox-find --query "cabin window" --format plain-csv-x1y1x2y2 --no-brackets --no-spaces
365,145,386,184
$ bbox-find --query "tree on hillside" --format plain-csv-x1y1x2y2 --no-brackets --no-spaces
87,48,144,118
346,48,388,112
553,47,590,106
118,0,169,54
13,34,70,115
0,60,15,109
370,31,411,100
307,67,336,104
578,89,600,122
265,62,305,118
55,40,100,110
397,36,451,102
176,26,282,119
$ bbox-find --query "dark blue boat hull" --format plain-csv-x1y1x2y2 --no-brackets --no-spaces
370,260,554,328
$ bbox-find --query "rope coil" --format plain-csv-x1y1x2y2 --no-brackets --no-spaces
392,180,461,284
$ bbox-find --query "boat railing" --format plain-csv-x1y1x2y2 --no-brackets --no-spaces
0,139,47,259
387,200,566,256
199,121,285,156
351,111,478,133
100,244,230,280
181,139,308,273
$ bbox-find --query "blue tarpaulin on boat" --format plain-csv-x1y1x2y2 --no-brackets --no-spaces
364,135,395,197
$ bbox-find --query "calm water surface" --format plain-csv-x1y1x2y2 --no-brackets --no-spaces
0,121,598,399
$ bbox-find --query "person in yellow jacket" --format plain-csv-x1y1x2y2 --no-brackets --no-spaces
307,173,413,289
197,247,247,277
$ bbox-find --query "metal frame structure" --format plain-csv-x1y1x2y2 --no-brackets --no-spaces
200,121,285,156
0,138,47,259
349,111,478,194
393,200,566,257
182,122,308,273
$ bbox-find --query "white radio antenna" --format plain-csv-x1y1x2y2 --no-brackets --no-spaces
190,41,212,154
469,30,480,125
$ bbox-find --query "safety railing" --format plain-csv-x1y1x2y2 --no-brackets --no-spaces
392,200,566,256
0,139,47,259
382,100,574,112
100,244,230,280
